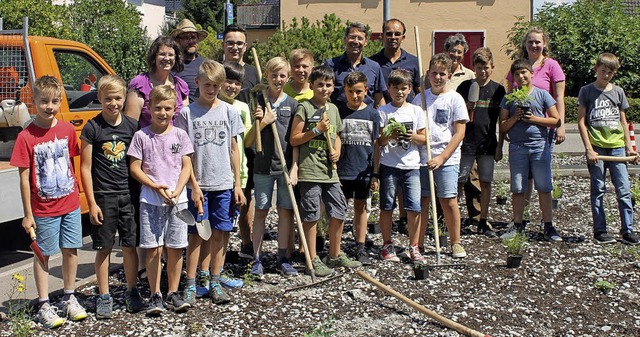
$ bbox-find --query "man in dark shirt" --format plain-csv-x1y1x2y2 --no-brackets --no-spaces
172,19,208,103
222,25,260,105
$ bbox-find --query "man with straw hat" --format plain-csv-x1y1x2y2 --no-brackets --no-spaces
172,19,208,103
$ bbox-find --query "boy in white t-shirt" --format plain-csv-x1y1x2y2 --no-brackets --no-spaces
375,69,426,263
412,53,469,259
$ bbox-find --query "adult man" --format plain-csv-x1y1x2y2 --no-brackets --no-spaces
222,25,260,105
324,22,387,107
171,19,208,103
369,18,421,103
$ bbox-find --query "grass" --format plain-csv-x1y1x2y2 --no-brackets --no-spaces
594,279,615,293
304,316,336,337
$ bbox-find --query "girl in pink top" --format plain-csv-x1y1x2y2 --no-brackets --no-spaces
506,27,566,143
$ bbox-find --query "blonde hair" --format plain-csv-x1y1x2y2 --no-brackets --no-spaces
149,84,177,107
97,74,126,98
33,75,63,99
596,52,620,71
289,48,314,66
429,53,453,72
197,59,226,84
520,26,551,59
265,56,290,75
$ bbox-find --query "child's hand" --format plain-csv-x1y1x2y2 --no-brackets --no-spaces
253,105,264,120
627,148,639,164
21,216,35,234
316,118,330,133
289,167,298,186
166,189,181,205
370,177,379,191
191,187,204,205
152,184,172,204
329,150,339,163
262,105,277,125
586,149,599,164
234,186,246,207
427,155,445,170
89,203,104,225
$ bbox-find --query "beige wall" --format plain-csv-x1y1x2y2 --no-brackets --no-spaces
280,0,531,85
247,29,278,45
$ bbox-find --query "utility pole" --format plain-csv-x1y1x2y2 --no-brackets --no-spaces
384,0,390,22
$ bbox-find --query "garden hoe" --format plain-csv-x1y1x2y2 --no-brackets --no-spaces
415,26,464,270
258,94,343,291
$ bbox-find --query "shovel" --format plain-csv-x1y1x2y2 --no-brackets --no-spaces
28,227,46,269
195,200,212,241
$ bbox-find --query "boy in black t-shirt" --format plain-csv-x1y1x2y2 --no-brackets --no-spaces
80,75,145,319
337,72,381,265
456,48,506,236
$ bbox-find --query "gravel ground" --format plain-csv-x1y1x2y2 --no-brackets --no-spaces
2,155,640,337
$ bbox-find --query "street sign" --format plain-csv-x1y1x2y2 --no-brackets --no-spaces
226,3,234,26
216,33,224,40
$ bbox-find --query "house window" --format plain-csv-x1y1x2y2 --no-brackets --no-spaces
432,31,485,70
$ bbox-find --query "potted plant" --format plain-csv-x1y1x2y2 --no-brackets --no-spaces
436,220,448,247
367,211,380,234
552,184,563,210
504,86,534,116
413,262,428,280
317,215,329,251
495,180,509,205
503,231,527,268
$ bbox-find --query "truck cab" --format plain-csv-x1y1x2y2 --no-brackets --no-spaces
0,18,115,224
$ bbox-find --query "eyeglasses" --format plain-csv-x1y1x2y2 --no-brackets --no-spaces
384,31,403,37
224,40,246,48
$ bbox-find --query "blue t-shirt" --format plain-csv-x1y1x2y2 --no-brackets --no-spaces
500,87,556,147
369,48,421,103
337,103,381,180
323,53,387,105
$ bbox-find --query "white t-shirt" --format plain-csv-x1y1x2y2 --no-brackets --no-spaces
378,102,426,170
412,90,468,166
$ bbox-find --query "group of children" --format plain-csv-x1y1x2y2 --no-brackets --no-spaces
11,36,638,328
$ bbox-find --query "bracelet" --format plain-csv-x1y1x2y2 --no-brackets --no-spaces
312,127,321,136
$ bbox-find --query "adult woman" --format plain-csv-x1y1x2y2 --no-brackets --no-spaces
445,33,475,90
506,26,566,143
125,35,189,127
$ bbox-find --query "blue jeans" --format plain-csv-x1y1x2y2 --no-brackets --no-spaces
509,142,553,193
588,146,634,234
379,165,421,212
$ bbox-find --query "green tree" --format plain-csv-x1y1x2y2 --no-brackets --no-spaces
251,14,381,68
178,0,244,34
0,0,72,38
68,0,149,81
505,0,640,97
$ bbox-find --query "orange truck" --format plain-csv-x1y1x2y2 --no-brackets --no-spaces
0,17,116,224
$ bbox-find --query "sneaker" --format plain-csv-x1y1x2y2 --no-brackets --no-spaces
124,288,146,313
451,243,467,258
95,294,113,319
623,231,640,244
62,294,87,321
239,242,253,259
278,258,298,276
184,285,197,306
309,257,335,277
500,222,526,240
251,260,264,280
356,249,372,266
196,271,210,298
380,243,400,262
209,282,231,305
408,245,426,264
478,221,497,238
594,232,616,244
146,293,165,316
364,235,375,248
165,292,190,313
544,225,563,242
38,302,64,329
324,252,362,269
220,269,244,288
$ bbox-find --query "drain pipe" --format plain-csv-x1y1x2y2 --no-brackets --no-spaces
384,0,390,21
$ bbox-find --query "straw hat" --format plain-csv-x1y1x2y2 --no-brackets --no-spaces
171,19,208,42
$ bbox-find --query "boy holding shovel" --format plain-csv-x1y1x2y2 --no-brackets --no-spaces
290,66,362,276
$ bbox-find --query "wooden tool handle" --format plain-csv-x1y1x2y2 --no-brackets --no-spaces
196,199,204,216
28,226,36,240
597,155,637,163
322,112,337,170
357,271,491,337
251,47,263,153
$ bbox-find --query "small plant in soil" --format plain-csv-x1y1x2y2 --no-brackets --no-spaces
317,214,329,239
552,184,563,200
503,231,528,256
243,261,257,286
495,180,509,204
594,279,615,293
304,316,336,337
371,190,380,206
631,179,640,203
6,273,33,337
368,211,377,224
504,85,534,107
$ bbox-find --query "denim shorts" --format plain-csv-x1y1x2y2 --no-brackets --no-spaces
379,165,421,213
34,207,82,256
420,165,459,198
186,189,235,234
458,154,495,183
253,173,293,210
298,182,347,222
139,202,189,249
509,142,552,193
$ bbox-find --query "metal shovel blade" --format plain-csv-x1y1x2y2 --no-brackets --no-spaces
194,201,211,240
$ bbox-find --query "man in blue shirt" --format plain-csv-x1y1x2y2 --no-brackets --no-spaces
172,19,208,103
324,22,387,108
369,18,422,103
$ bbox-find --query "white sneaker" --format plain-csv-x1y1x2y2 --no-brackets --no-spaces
38,302,64,328
62,294,87,321
451,243,467,258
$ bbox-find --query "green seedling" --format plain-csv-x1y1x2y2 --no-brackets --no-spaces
594,279,615,293
503,231,528,256
304,316,336,337
505,86,534,106
382,118,406,137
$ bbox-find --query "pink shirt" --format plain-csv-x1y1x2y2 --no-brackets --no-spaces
506,58,565,97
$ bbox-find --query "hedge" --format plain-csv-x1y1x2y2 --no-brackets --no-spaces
564,97,640,123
